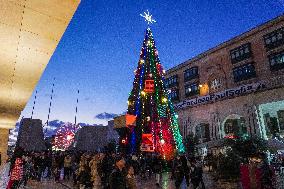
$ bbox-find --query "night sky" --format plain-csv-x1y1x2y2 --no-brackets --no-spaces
19,0,284,125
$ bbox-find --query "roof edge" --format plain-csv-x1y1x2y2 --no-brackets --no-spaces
167,14,284,74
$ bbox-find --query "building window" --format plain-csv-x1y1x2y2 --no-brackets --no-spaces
230,43,252,64
168,89,179,101
165,75,178,88
185,83,199,97
210,78,222,91
184,67,198,82
264,27,284,50
195,123,210,142
268,51,284,71
233,63,256,82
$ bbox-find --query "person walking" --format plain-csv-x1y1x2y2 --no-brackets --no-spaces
126,166,137,189
190,160,204,189
109,156,127,189
89,154,101,189
7,157,24,189
173,155,186,189
152,155,162,186
64,154,72,180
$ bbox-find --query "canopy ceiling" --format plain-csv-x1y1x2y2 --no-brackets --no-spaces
0,0,80,129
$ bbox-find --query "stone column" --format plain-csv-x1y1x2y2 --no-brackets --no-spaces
0,128,9,167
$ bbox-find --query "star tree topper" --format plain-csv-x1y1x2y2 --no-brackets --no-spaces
140,10,156,25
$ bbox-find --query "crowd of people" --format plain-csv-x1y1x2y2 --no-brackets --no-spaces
1,147,205,189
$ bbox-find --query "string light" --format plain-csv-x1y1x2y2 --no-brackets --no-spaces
141,91,146,96
126,24,185,158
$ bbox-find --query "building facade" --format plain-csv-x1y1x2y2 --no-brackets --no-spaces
16,118,46,151
165,15,284,156
74,121,119,152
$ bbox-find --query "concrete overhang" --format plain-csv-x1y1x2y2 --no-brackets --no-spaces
0,0,80,129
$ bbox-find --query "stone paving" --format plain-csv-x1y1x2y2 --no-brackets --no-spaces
21,171,215,189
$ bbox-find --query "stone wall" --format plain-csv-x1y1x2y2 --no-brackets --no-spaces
17,118,46,151
75,126,109,152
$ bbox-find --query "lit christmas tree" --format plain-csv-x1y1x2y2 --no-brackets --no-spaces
126,11,185,159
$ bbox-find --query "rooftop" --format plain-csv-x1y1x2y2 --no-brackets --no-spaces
167,14,284,74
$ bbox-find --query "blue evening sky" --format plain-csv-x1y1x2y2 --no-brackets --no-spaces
20,0,284,125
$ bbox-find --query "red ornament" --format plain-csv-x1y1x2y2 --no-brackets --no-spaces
156,63,163,74
144,80,155,93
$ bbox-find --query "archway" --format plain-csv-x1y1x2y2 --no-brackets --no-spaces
222,114,247,138
195,123,210,143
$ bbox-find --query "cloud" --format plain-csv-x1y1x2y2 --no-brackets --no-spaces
94,112,119,120
47,120,65,127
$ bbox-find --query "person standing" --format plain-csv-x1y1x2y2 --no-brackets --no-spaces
126,166,137,189
7,157,23,189
109,156,127,189
152,155,162,186
173,155,185,189
64,155,72,180
190,160,204,189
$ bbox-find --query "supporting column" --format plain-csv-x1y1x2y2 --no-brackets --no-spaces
0,128,9,167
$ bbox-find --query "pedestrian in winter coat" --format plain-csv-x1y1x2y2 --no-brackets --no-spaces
78,164,92,189
7,158,23,189
190,160,204,189
109,156,127,189
173,155,185,189
152,155,163,186
126,166,137,189
89,154,101,188
64,155,72,180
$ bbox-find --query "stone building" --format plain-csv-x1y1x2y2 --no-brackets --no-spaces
74,120,119,151
165,15,284,156
16,118,46,151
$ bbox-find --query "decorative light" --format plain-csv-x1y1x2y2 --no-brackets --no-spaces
162,97,167,103
149,73,153,78
140,10,156,25
66,134,73,141
199,84,203,88
175,114,178,118
160,139,165,145
162,70,166,74
140,59,145,64
53,123,81,151
146,116,150,121
141,91,146,96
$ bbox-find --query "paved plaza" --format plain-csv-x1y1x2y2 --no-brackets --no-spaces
21,171,215,189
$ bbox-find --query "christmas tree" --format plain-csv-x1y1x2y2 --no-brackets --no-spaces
126,11,185,159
